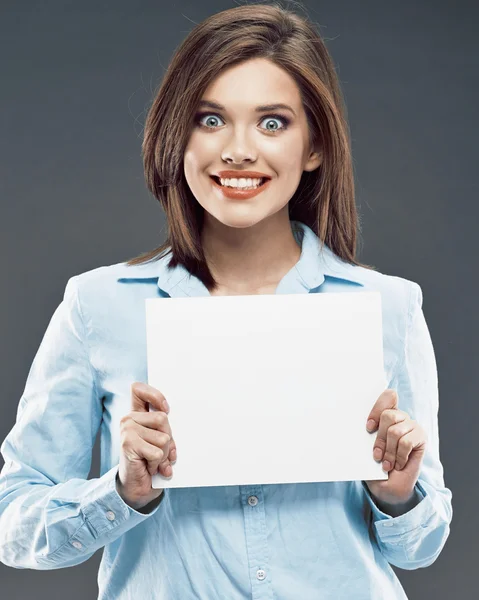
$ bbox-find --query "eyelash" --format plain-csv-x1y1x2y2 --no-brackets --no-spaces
194,112,291,133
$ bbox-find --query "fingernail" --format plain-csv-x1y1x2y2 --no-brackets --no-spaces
367,419,376,431
164,399,170,412
165,464,172,477
383,460,391,471
374,447,382,460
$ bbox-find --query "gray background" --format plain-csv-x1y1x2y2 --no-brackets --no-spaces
1,1,477,598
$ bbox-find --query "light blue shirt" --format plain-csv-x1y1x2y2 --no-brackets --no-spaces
0,220,452,599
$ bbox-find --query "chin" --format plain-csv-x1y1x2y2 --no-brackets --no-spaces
202,206,285,231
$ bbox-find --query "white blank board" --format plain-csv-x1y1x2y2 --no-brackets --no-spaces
146,292,389,489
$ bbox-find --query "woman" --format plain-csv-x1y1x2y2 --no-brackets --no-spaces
0,4,452,599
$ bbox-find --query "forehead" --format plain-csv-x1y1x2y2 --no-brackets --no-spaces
201,58,301,108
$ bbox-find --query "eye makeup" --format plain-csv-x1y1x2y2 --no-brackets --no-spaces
194,112,291,132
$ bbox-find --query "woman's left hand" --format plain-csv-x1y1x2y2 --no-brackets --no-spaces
363,389,427,505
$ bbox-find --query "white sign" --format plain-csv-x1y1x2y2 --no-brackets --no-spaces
146,292,388,489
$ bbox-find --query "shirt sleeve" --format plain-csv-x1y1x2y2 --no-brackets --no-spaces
361,281,453,570
0,276,164,571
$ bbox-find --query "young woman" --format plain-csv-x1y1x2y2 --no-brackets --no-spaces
0,4,452,599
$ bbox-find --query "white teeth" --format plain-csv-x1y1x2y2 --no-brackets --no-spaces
219,177,264,189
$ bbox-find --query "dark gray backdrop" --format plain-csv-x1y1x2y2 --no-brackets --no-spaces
1,1,477,598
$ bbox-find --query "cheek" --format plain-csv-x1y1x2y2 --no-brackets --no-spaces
262,134,304,168
183,143,199,166
273,158,306,199
184,139,216,178
183,147,202,185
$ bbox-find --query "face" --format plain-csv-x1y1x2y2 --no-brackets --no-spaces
183,58,322,231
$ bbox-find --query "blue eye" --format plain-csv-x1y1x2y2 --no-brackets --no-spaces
259,116,289,131
197,114,223,128
194,112,290,132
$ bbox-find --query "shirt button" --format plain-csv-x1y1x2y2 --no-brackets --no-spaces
383,521,394,527
106,510,116,521
72,541,83,549
256,569,266,581
248,496,258,506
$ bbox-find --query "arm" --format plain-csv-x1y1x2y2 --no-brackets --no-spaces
362,281,453,569
0,276,163,570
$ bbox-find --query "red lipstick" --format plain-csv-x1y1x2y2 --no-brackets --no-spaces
210,174,272,200
213,170,272,179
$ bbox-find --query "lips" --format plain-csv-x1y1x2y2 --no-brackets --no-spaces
210,174,272,199
213,170,272,180
210,175,268,187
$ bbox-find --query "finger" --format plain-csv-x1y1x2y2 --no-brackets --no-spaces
366,389,399,431
168,437,177,463
136,425,172,470
131,382,170,413
373,409,409,462
129,415,174,475
130,410,173,438
158,459,173,478
153,457,172,478
382,420,415,471
136,436,172,477
395,427,426,470
135,423,171,450
142,434,173,478
136,437,168,476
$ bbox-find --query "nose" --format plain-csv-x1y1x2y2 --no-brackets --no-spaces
221,128,257,164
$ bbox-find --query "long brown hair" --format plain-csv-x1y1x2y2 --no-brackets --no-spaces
128,1,375,291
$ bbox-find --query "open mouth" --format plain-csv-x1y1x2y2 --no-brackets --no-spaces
210,175,269,188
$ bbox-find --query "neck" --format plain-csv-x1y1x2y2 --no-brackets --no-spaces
201,212,301,294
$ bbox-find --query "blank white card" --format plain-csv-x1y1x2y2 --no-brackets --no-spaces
146,292,389,489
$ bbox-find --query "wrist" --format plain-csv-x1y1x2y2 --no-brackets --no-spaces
372,489,421,517
115,471,164,511
136,490,165,514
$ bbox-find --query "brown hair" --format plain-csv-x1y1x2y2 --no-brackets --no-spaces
128,1,375,291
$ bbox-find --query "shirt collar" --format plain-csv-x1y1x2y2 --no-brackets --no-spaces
117,220,364,296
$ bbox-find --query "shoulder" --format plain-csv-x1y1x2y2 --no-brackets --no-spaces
66,261,128,295
343,264,425,378
68,260,160,292
335,259,423,326
62,260,161,316
354,264,419,306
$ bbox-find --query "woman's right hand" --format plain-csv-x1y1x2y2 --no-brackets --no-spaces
115,382,177,511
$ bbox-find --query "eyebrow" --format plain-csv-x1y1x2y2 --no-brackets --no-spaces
197,99,297,117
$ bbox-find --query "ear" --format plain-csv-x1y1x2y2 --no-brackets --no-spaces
303,147,323,172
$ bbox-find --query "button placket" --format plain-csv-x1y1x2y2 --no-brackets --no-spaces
241,485,273,597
